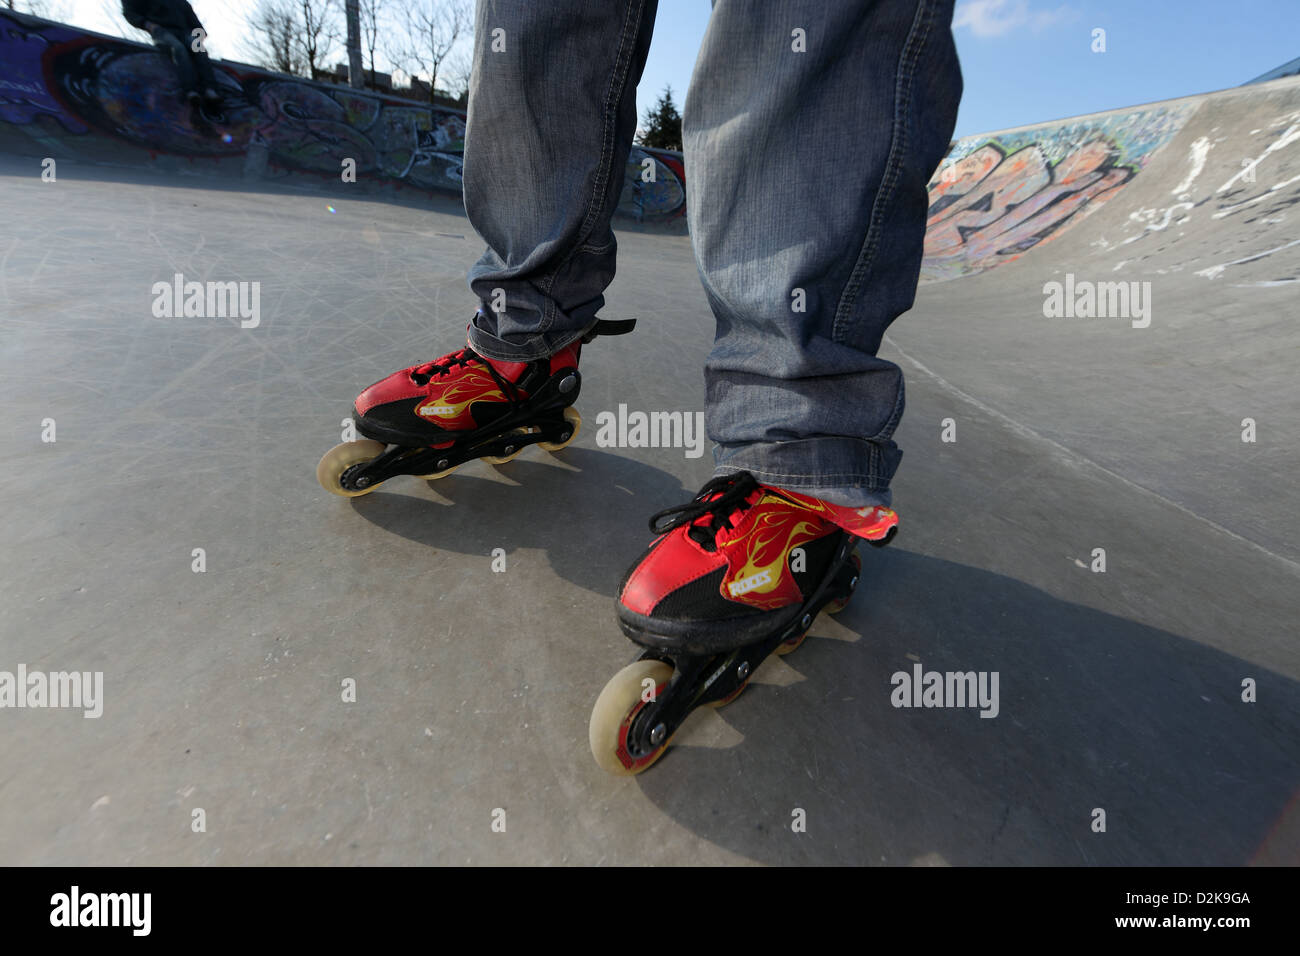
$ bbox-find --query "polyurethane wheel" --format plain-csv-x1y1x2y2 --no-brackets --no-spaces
317,439,387,497
824,553,862,615
776,627,810,656
539,406,581,452
707,676,751,707
482,428,531,465
589,659,674,776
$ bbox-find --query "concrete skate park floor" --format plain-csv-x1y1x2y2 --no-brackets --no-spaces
2,162,1297,866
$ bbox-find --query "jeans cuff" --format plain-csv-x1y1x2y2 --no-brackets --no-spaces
466,313,593,362
713,437,901,508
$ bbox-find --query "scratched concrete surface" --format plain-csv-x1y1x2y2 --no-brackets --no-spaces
1,77,1298,865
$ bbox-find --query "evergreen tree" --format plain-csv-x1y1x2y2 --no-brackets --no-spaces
638,85,682,151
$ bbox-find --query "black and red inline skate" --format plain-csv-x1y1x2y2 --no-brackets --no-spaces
589,471,898,774
317,315,635,496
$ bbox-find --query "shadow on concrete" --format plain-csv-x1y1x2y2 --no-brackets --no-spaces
349,448,699,599
634,546,1300,865
346,447,1299,865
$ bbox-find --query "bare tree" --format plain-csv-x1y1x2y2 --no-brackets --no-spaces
96,0,136,38
244,0,305,75
296,0,339,80
441,44,471,101
359,0,386,89
13,0,72,18
396,0,471,103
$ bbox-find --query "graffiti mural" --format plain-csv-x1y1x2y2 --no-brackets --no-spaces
0,10,687,219
923,105,1194,280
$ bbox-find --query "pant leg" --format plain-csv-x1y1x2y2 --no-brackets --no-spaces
685,0,961,507
463,0,658,361
191,48,219,91
153,28,197,93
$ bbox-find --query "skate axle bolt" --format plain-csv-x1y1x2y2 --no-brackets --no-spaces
355,476,371,488
649,723,667,746
737,661,750,680
850,576,858,589
503,445,516,454
437,459,450,470
801,614,812,629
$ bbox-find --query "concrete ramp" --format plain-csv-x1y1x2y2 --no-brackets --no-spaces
924,78,1300,284
895,75,1300,565
0,15,1297,866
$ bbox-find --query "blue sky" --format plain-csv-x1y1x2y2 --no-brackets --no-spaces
62,0,1300,139
632,0,1300,139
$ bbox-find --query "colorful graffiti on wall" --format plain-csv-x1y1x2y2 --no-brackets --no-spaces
923,104,1194,280
0,10,687,220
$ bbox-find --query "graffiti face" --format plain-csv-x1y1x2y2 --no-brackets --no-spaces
0,10,685,218
54,43,254,157
923,105,1193,280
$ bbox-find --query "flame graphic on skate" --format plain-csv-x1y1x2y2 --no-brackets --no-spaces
775,487,899,540
414,368,506,430
720,494,827,610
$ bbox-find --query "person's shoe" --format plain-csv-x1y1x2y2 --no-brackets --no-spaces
616,472,897,652
352,337,583,447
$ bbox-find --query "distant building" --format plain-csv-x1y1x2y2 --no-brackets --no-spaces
325,63,393,91
1246,56,1300,84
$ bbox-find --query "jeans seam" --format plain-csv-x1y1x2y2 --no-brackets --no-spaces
717,465,891,483
532,0,644,333
870,374,906,441
831,0,936,344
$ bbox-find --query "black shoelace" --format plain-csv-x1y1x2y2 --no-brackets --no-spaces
648,472,761,551
409,346,522,404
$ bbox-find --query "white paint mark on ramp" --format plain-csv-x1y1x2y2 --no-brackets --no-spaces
1194,237,1300,279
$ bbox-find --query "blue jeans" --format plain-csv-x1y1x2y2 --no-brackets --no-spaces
463,0,961,507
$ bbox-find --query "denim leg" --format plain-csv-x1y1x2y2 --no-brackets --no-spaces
686,0,961,507
153,29,197,94
192,50,219,92
463,0,658,361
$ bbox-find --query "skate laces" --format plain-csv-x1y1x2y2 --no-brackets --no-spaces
649,473,762,551
410,348,477,383
410,347,522,403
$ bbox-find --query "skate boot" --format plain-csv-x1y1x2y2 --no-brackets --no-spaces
589,471,897,774
317,315,635,496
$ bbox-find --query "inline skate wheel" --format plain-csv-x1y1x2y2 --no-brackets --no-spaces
538,407,581,452
317,439,387,497
824,553,862,615
776,625,811,656
589,659,674,775
482,428,530,465
707,675,751,707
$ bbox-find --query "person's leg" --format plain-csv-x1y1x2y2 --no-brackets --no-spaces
462,0,658,362
153,27,198,95
685,0,961,508
191,47,220,95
